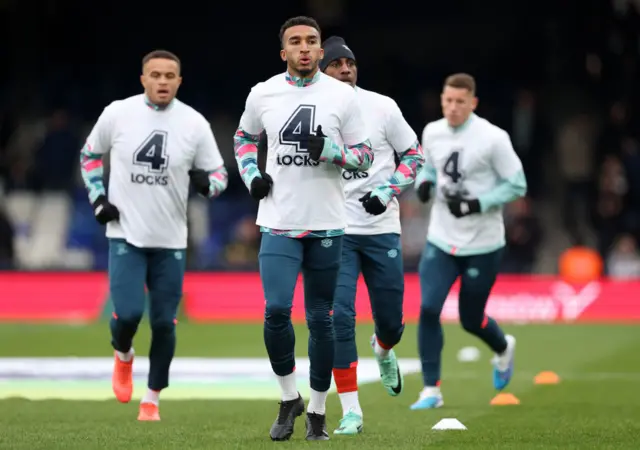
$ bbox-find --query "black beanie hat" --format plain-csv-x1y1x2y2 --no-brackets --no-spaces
320,36,356,72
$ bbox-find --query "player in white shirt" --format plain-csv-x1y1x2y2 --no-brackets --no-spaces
79,50,228,421
320,36,424,435
410,73,526,410
234,17,373,442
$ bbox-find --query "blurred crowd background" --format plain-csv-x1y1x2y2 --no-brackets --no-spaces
0,0,639,277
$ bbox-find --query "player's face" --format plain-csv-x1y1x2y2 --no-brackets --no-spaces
441,86,478,127
280,25,324,78
323,57,357,87
140,58,182,106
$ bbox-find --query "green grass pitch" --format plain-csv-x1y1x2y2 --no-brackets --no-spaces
0,322,638,449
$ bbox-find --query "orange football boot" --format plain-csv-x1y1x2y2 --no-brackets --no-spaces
112,352,133,403
138,403,161,421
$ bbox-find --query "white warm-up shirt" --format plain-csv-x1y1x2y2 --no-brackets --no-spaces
419,114,527,255
343,87,418,235
84,94,225,248
237,72,369,231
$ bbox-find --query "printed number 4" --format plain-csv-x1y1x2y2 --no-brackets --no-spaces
443,151,462,183
133,130,169,173
279,105,316,153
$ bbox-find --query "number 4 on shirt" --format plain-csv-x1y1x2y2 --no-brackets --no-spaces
443,151,462,183
133,130,169,173
279,105,317,153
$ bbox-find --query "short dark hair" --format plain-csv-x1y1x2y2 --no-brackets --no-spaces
279,16,321,46
444,73,476,94
142,50,181,72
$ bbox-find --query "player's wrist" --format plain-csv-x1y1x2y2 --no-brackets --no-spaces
372,188,392,205
92,194,107,207
470,198,483,213
319,138,339,161
247,173,263,189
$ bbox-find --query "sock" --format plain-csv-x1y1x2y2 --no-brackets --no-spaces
338,391,363,417
373,336,390,358
333,367,361,416
307,388,328,415
116,347,134,362
420,385,441,399
141,388,160,405
419,308,444,387
276,372,299,401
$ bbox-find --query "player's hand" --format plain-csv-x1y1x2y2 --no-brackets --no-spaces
416,181,434,203
188,169,211,197
359,191,387,216
250,172,273,200
445,194,481,218
92,195,120,225
307,125,327,162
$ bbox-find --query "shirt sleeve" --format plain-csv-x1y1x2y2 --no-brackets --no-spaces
386,101,418,155
79,104,115,203
234,86,264,189
370,102,424,203
238,85,263,136
477,130,528,211
194,117,228,198
340,90,369,146
414,123,437,187
317,90,374,171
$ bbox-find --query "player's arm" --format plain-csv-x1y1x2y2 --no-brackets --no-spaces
477,131,528,212
415,124,437,203
370,103,424,204
316,138,374,172
80,106,112,203
310,92,373,171
79,105,120,224
191,119,228,198
233,87,272,200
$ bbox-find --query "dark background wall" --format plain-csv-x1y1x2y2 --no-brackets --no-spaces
0,0,639,277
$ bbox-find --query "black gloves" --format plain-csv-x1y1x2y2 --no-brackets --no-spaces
250,172,273,200
446,194,481,218
92,195,119,225
188,169,211,197
359,192,387,216
416,181,434,203
307,125,327,162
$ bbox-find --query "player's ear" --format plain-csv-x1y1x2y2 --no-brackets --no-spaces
471,96,478,110
280,49,287,62
140,75,146,90
319,48,324,60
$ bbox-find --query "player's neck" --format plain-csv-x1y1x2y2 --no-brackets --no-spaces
285,69,320,87
144,94,174,111
448,113,475,132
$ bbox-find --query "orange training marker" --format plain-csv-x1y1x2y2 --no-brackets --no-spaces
490,393,520,405
534,371,560,385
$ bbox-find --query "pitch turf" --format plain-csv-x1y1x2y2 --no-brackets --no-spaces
0,322,638,449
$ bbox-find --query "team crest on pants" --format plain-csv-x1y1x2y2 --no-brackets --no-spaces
387,249,398,258
321,238,333,248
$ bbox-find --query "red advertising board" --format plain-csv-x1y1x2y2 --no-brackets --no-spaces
0,272,637,323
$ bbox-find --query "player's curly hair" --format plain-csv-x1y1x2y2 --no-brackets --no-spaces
279,16,321,47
